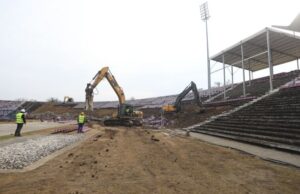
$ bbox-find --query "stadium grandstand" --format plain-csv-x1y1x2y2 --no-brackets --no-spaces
187,27,300,153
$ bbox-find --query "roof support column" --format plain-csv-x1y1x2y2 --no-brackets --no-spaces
241,43,246,97
231,65,234,88
222,54,226,99
297,58,299,70
248,62,251,86
248,70,251,86
267,29,273,91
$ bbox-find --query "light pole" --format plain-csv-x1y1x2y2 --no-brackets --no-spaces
200,2,211,98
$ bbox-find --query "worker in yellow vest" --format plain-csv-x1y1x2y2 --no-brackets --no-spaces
77,112,87,133
15,109,26,137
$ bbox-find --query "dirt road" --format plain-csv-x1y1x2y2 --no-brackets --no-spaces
0,126,299,194
0,121,74,136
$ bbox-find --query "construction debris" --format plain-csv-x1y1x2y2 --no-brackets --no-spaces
52,128,76,134
142,115,167,128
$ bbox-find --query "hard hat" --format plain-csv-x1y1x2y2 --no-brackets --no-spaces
80,112,85,115
20,109,26,113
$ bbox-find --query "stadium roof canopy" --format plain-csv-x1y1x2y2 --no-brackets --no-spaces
210,27,300,72
272,13,300,32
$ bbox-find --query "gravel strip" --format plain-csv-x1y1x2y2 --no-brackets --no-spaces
0,134,84,169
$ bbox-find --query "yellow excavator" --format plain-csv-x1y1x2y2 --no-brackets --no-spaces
85,66,143,126
162,81,203,113
63,96,74,103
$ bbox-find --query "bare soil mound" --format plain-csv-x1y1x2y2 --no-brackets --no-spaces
32,102,116,120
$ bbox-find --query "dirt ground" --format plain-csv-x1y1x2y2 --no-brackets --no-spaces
0,126,299,194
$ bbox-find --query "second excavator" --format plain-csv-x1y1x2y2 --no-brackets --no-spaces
85,66,143,127
162,81,203,113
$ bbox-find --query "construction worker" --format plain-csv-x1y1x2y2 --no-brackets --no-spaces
15,109,26,137
77,112,87,133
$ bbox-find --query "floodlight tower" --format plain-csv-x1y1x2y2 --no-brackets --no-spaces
200,2,211,98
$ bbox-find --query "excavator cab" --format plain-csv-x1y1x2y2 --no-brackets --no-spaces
119,104,133,116
119,104,143,118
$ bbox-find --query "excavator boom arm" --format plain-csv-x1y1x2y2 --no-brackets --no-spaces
85,67,126,111
105,70,126,104
90,67,109,90
173,81,201,111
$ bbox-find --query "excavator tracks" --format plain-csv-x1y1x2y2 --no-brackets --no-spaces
104,117,143,127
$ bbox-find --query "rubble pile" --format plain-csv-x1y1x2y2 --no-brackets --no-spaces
143,115,169,129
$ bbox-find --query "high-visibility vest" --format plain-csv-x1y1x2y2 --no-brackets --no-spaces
16,112,24,124
78,115,85,124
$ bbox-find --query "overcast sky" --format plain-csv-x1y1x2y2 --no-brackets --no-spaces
0,0,299,102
